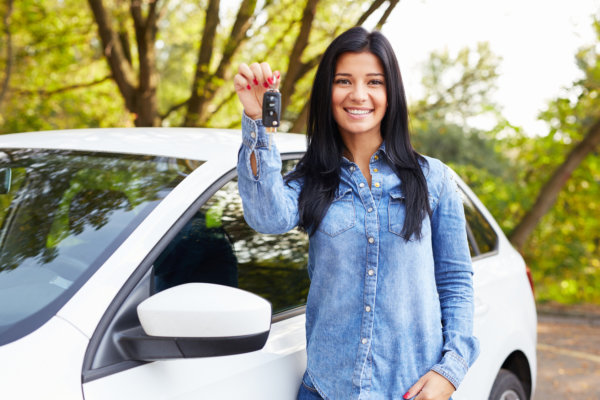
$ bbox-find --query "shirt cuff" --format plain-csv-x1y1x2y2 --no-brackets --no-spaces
241,111,270,150
430,351,469,390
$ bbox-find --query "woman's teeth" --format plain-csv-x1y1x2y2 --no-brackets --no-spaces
347,109,371,115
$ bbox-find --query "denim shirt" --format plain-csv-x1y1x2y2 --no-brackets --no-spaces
237,113,479,399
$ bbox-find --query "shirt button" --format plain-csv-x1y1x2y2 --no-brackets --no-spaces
350,166,355,172
374,155,379,160
373,168,378,172
359,182,365,188
361,338,368,344
250,131,256,138
367,207,373,213
374,182,380,188
368,237,374,244
365,305,371,312
368,269,374,276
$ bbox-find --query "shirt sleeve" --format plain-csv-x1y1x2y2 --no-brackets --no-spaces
429,165,480,389
237,112,301,234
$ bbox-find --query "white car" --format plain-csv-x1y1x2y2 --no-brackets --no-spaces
0,128,536,400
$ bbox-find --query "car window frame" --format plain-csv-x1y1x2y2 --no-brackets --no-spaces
82,152,306,383
456,184,500,262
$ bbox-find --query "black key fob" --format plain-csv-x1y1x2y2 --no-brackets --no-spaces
262,89,281,128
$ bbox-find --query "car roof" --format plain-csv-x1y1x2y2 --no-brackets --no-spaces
0,128,307,161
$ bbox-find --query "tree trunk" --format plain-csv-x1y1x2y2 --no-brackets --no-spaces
130,0,160,126
88,0,161,126
279,0,320,115
509,119,600,250
0,0,14,111
184,0,257,127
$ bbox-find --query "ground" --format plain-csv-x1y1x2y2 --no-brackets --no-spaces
533,303,600,400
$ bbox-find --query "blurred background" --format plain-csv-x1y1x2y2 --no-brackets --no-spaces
0,0,598,308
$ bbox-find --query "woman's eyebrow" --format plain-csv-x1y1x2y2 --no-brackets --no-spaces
334,72,385,76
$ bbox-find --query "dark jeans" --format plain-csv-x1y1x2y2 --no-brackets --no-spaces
297,381,324,400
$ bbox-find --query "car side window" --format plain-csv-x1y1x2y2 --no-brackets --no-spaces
152,159,310,314
459,188,498,257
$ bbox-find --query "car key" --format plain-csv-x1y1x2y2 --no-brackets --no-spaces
262,89,281,128
262,88,281,149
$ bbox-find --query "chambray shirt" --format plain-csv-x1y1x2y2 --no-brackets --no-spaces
237,113,479,399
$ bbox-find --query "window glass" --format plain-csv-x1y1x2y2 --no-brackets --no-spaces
459,188,498,255
153,160,310,314
0,149,202,345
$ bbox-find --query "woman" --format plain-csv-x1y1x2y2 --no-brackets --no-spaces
233,27,479,400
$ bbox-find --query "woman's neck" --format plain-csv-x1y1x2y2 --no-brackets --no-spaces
341,132,383,188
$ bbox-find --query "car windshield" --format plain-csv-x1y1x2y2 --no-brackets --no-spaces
0,149,202,345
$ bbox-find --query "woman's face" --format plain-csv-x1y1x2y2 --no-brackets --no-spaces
331,51,387,140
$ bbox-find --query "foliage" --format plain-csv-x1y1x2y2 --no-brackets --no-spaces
1,2,599,305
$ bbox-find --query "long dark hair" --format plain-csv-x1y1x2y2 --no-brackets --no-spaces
286,27,431,240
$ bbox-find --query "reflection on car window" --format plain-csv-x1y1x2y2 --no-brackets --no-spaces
459,188,498,256
0,149,202,345
153,159,310,314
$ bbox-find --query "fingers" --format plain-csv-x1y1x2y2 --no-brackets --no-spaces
237,62,279,90
405,376,426,399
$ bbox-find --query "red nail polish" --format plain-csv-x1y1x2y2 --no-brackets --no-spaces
275,71,280,79
403,392,411,399
267,77,274,85
253,78,258,85
263,82,269,88
247,84,251,90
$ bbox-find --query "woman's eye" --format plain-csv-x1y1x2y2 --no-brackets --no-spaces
334,79,351,85
369,80,384,86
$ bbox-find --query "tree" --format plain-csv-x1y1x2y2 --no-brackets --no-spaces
86,0,401,128
508,21,600,250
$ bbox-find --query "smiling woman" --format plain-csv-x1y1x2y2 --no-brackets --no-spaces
234,27,479,400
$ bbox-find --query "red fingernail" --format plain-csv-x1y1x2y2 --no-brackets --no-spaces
253,78,258,85
275,71,280,79
267,77,274,85
263,82,269,88
247,84,251,90
403,392,411,399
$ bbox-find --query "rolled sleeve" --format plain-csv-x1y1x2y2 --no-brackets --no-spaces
237,112,301,234
430,165,480,389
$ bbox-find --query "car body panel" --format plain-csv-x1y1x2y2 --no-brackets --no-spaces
0,316,88,399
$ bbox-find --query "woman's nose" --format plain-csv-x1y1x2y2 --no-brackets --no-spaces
349,84,367,102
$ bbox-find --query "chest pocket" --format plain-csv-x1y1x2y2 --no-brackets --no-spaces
388,191,432,241
318,188,356,237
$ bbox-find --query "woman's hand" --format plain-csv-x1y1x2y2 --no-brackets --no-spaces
234,62,280,120
403,371,455,400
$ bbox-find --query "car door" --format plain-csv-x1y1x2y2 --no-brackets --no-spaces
82,157,310,400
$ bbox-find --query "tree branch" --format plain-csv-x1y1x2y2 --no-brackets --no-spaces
355,0,386,26
375,0,399,30
160,99,189,120
280,0,320,112
87,0,137,109
12,75,113,96
0,0,14,110
184,0,221,126
509,118,600,250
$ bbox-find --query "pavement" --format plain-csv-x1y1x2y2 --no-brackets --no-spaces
533,303,600,400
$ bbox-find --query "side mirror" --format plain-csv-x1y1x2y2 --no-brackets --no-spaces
118,283,272,361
